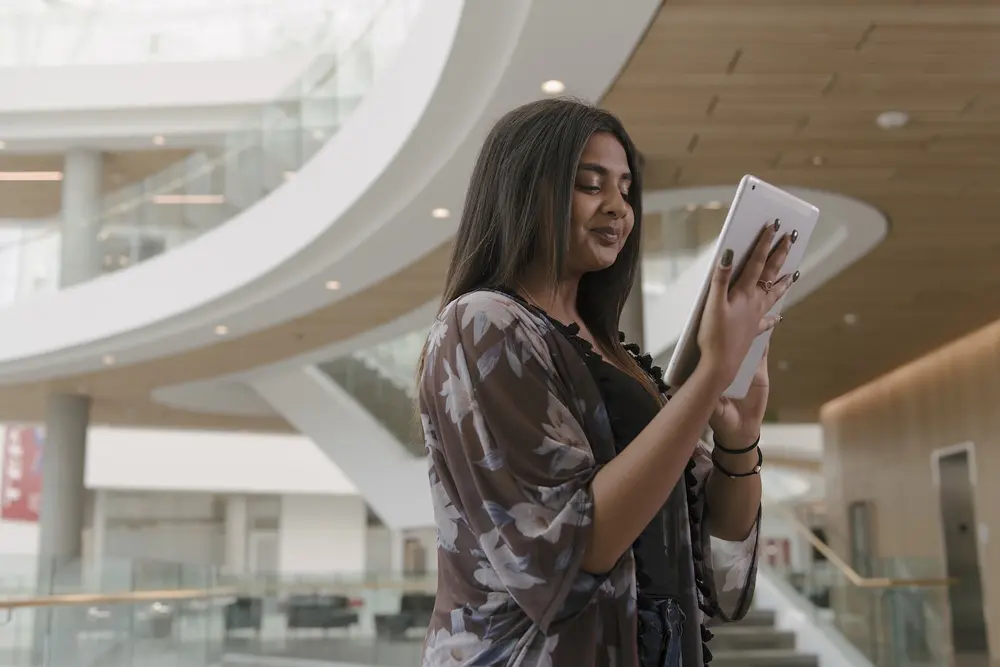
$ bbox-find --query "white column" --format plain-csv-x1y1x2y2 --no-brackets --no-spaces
38,394,90,567
389,529,406,576
59,149,104,288
620,263,645,350
89,490,107,568
224,495,248,576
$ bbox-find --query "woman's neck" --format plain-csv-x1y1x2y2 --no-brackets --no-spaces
516,264,581,324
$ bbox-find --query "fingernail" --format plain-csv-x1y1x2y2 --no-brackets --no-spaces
792,271,800,282
721,249,734,267
773,219,781,232
791,229,799,243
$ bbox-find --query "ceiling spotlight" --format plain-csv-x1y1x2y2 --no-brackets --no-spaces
541,80,566,95
875,111,909,130
843,313,858,326
325,280,341,291
152,135,166,146
431,208,451,219
102,354,116,366
214,325,229,336
811,156,825,166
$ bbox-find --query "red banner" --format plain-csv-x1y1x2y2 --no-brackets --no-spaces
1,426,43,523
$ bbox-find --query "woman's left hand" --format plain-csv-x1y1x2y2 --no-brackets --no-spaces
708,344,770,449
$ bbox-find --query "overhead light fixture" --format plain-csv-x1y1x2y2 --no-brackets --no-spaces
541,80,566,95
214,325,229,336
705,201,723,210
152,135,166,146
152,194,225,205
325,280,341,291
684,203,699,212
843,313,858,326
102,354,116,366
0,171,63,182
431,207,451,219
875,110,909,130
811,156,825,166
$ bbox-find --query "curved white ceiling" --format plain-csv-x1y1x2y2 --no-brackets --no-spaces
0,0,662,387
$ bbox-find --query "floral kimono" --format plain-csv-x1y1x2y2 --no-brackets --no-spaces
419,290,759,667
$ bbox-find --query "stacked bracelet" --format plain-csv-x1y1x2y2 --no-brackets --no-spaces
711,434,763,478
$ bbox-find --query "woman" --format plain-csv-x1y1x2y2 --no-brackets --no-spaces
417,98,795,667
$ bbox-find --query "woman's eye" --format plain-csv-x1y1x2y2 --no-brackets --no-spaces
577,184,601,193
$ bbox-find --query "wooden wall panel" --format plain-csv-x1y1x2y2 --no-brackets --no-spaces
820,318,1000,662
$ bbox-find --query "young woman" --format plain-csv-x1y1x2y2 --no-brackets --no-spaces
417,98,795,667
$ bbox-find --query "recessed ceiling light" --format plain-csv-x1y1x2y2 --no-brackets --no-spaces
541,80,565,95
684,203,699,212
0,171,63,182
325,280,341,291
875,111,909,130
843,313,858,326
705,201,723,210
102,354,116,365
811,156,825,166
431,208,451,219
214,325,229,336
152,135,166,146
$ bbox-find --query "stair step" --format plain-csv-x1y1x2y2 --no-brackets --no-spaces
711,626,795,650
711,648,818,667
729,609,776,627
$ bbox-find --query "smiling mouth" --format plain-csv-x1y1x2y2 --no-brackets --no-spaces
590,227,621,244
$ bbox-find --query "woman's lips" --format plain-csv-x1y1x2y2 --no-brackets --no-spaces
590,227,620,245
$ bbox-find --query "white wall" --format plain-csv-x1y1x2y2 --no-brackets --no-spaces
85,427,358,495
278,494,366,576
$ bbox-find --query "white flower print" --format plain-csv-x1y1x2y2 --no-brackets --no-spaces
422,413,441,453
507,502,560,543
439,352,474,426
425,318,449,366
712,531,758,593
536,393,592,474
422,627,495,667
459,292,519,345
474,528,545,591
431,478,463,553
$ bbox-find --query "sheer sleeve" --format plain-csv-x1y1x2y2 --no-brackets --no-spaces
686,442,759,623
420,292,606,633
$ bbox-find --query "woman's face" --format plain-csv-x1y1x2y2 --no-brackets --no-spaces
565,131,635,276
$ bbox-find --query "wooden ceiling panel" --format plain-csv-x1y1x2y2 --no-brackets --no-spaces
604,1,1000,417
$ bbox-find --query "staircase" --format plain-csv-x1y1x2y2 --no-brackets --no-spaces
713,609,818,667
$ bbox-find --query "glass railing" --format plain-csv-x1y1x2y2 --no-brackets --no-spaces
0,0,379,68
0,563,437,667
761,499,953,667
0,0,422,304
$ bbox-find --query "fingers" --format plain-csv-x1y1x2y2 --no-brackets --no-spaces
759,232,793,284
707,247,735,309
757,313,784,335
765,270,800,309
735,220,778,293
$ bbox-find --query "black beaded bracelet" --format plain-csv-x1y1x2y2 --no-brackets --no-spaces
711,446,763,479
712,433,761,455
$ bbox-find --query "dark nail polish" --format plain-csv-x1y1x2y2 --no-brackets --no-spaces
721,249,734,267
792,271,800,282
791,229,799,243
773,219,781,232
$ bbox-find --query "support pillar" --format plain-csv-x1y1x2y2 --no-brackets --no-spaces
620,262,645,350
34,393,90,665
224,496,249,576
59,149,104,287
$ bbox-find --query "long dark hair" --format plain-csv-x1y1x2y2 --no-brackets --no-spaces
422,98,661,400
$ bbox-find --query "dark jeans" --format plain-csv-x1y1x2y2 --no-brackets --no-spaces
637,596,685,667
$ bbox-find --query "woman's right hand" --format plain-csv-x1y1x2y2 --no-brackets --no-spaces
697,220,795,387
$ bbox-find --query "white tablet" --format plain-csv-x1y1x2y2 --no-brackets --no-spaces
664,175,820,399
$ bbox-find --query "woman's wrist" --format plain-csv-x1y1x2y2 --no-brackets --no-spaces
713,431,760,453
